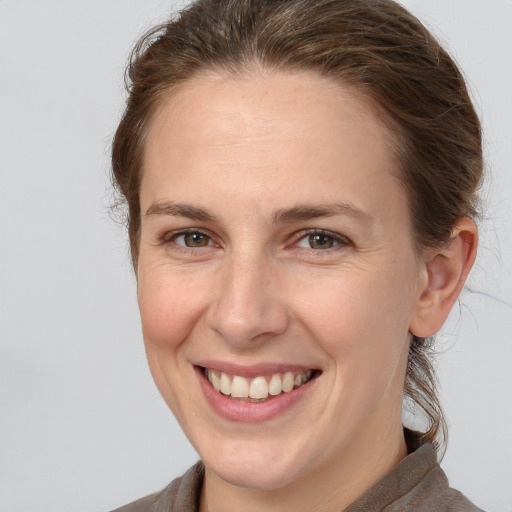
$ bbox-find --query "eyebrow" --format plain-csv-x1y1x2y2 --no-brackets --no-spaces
145,201,218,222
272,203,373,224
145,200,373,225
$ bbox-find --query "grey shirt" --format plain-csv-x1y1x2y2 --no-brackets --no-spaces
111,443,483,512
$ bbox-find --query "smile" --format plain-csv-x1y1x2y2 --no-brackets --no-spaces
195,364,321,422
203,368,314,401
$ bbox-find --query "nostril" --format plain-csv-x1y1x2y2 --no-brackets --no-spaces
206,300,289,347
204,261,290,346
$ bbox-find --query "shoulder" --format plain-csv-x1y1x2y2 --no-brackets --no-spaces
108,493,160,512
346,440,484,512
434,487,485,512
109,462,204,512
387,461,484,512
388,434,484,512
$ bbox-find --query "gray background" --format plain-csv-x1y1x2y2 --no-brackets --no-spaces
0,1,511,511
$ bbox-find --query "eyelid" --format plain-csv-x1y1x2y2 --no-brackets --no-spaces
161,227,218,248
158,227,350,252
291,228,352,250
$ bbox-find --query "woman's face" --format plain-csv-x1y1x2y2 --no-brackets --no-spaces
137,71,428,490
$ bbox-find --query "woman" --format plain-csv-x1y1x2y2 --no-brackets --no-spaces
110,0,483,510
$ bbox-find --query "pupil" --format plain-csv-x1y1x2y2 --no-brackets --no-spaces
310,234,333,249
185,233,207,247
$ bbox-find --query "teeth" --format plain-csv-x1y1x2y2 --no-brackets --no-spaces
282,372,294,393
268,374,282,396
220,372,231,395
249,376,269,399
206,369,313,400
231,376,249,398
210,371,221,392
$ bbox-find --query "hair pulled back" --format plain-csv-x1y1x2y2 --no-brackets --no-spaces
112,0,483,450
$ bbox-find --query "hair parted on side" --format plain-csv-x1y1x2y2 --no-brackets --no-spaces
111,0,483,452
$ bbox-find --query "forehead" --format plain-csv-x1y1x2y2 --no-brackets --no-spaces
141,70,405,221
146,69,393,154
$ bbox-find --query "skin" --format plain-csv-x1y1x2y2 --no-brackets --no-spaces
136,70,477,512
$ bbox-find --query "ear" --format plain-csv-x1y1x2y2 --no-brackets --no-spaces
410,217,478,338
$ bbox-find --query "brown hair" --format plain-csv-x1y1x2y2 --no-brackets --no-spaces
111,0,483,450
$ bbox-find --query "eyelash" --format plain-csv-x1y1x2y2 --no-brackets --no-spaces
161,228,217,251
161,228,351,253
292,229,351,252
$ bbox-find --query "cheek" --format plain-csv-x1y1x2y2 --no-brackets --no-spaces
137,266,209,352
136,267,208,414
291,264,415,369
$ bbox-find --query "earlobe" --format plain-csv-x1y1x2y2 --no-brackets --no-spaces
410,218,478,338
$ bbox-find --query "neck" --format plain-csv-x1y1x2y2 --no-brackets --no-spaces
199,423,407,512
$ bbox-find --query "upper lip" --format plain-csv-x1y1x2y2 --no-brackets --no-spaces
195,360,320,378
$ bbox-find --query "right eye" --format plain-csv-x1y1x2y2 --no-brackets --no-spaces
297,233,339,250
172,231,213,248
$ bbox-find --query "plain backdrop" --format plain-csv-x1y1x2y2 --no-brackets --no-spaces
1,1,511,511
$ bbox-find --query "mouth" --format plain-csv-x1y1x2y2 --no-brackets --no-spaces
198,366,320,403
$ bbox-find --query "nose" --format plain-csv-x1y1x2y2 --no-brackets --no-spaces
206,253,289,347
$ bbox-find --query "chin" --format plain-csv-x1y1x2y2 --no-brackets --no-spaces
202,442,305,491
212,463,299,491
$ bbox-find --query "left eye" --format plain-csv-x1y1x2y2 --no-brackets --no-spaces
173,232,212,247
296,232,346,250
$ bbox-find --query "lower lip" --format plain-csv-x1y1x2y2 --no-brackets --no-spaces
196,367,318,423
